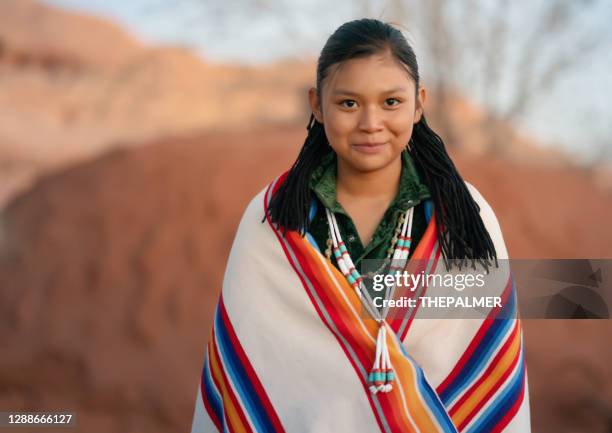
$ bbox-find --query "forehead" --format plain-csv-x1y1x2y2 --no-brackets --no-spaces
322,52,415,96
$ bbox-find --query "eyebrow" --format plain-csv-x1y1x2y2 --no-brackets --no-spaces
332,86,409,96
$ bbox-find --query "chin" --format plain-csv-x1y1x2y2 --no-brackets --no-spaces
347,156,395,173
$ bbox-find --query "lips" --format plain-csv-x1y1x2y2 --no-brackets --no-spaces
354,142,386,147
352,141,387,154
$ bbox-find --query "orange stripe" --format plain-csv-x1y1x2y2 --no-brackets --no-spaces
293,230,446,432
386,328,443,432
293,236,421,429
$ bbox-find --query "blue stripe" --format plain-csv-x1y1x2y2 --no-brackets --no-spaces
416,367,459,432
308,197,318,223
214,305,276,432
439,286,517,405
305,232,321,252
397,341,458,432
202,353,224,429
425,199,434,223
467,353,525,433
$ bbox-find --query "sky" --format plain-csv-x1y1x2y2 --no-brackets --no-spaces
44,0,612,163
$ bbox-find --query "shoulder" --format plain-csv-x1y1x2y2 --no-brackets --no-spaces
239,183,272,230
223,181,278,271
235,173,287,235
464,181,495,221
464,181,509,259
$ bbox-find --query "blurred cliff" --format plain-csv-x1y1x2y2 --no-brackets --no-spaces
0,1,611,432
0,0,314,207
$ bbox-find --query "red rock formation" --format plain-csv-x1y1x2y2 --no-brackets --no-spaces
1,125,611,432
0,0,315,207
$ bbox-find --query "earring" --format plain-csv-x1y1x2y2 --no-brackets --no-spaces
307,113,316,131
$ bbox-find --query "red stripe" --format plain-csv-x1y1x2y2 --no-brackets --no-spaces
218,298,286,432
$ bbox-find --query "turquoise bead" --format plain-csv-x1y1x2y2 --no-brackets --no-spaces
368,372,384,382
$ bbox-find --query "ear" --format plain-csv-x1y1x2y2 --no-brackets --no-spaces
414,86,427,124
308,87,324,123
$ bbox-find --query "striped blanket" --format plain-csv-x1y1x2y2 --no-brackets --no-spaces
190,173,531,433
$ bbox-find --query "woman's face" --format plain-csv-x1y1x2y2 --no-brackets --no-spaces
309,51,426,174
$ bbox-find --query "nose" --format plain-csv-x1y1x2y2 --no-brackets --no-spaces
358,105,384,133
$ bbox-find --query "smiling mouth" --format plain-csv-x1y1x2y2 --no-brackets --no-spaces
353,142,386,147
351,142,387,154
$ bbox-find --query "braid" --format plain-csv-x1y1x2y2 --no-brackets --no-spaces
262,115,332,236
409,115,498,271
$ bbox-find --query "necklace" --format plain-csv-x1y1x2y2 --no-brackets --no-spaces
324,206,415,394
325,210,409,278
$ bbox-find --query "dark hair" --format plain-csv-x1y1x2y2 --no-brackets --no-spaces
264,18,497,271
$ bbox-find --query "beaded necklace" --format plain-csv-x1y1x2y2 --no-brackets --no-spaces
325,209,410,278
324,206,415,394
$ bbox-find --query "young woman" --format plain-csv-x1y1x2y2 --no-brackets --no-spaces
191,18,531,433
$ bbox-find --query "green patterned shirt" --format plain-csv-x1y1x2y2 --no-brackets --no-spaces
307,150,431,272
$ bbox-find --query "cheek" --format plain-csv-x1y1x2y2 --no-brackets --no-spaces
324,110,356,139
387,111,415,139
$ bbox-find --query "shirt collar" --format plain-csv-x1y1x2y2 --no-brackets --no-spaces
309,150,430,216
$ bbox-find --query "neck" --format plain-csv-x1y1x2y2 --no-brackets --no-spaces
336,156,402,202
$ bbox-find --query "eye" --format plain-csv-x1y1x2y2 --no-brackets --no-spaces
384,98,401,107
340,99,358,109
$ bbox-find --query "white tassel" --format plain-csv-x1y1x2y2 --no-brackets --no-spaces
368,322,395,394
381,325,394,392
368,324,384,394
